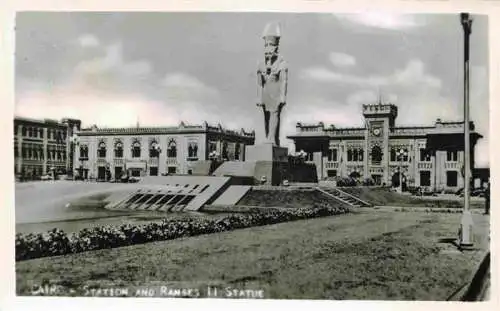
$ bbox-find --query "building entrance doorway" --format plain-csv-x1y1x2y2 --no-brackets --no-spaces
115,167,123,180
371,174,382,185
97,166,106,180
391,172,407,190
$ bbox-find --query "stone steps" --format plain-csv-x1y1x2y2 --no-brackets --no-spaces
317,187,372,208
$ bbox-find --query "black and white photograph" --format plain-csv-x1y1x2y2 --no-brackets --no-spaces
6,7,493,306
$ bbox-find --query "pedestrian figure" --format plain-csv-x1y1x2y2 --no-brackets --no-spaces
484,181,490,215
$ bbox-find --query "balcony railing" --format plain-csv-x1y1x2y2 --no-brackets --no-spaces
418,162,432,169
148,158,159,166
325,162,339,169
96,159,107,165
166,158,177,166
445,162,459,169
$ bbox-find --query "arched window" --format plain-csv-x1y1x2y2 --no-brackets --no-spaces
149,140,160,158
167,139,177,158
347,149,353,162
114,141,123,158
358,149,364,161
371,146,383,164
131,141,141,158
97,142,106,158
79,145,89,159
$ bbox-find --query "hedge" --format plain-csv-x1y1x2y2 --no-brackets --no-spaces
16,203,349,261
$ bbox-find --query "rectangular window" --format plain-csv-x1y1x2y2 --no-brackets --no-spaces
446,171,458,187
167,166,177,174
209,141,217,153
420,148,431,162
328,149,338,162
149,167,158,176
420,171,431,187
327,170,337,177
447,150,458,162
390,148,396,162
188,142,198,158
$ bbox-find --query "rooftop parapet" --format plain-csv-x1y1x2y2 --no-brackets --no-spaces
78,121,255,138
362,103,398,118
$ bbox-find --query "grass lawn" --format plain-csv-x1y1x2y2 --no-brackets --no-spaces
16,210,489,300
342,187,485,209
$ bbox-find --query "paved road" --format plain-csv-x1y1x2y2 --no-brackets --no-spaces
15,181,139,224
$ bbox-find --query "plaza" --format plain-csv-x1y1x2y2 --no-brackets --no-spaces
13,12,491,302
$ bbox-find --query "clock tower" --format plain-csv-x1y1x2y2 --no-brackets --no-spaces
362,101,398,185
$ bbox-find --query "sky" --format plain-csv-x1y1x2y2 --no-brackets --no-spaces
14,12,490,166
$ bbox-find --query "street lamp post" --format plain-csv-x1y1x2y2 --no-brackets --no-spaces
459,13,474,249
397,148,408,193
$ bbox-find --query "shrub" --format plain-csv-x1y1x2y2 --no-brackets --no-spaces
16,203,349,261
362,178,375,186
337,177,358,187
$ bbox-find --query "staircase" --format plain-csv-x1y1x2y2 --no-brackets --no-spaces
317,187,373,208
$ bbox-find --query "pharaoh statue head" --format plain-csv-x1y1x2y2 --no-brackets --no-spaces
262,22,281,63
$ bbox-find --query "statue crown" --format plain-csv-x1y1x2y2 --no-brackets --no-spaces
262,22,281,39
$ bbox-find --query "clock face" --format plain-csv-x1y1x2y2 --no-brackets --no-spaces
372,128,381,136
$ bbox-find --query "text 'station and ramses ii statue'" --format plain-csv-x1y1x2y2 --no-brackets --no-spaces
257,22,288,147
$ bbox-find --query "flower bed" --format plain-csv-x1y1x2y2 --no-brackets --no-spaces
238,189,343,208
16,203,349,261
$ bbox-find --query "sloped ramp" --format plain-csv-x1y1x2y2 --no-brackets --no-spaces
211,185,252,206
213,161,257,178
191,160,213,175
105,176,232,212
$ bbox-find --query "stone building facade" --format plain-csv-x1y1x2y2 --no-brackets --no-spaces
14,117,81,179
287,102,483,192
75,122,255,180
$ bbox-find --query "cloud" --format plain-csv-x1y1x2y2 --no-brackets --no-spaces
16,38,222,130
15,81,222,129
335,13,427,30
302,59,442,90
75,42,152,78
163,72,214,90
329,52,356,68
78,34,100,47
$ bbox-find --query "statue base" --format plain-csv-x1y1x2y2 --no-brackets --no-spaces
245,143,288,162
211,143,318,186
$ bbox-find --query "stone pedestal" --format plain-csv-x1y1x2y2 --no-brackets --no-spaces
245,143,288,162
213,143,318,186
